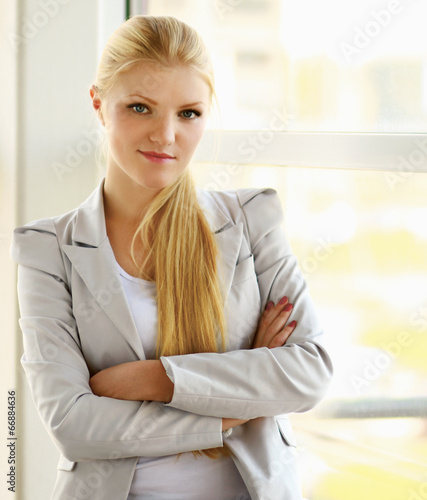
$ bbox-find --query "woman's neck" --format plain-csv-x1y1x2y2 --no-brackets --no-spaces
103,169,161,226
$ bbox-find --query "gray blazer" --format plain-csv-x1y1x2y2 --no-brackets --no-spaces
11,180,333,500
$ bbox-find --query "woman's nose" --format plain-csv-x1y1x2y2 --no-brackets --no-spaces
149,116,175,146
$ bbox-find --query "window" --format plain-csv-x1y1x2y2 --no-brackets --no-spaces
133,1,427,498
142,0,427,132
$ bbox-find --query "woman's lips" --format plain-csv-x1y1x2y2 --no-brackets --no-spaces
139,151,175,164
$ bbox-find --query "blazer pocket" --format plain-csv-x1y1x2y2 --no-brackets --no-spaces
276,416,297,447
232,254,256,286
57,455,76,471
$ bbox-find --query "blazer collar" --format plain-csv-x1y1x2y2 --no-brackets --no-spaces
71,178,232,248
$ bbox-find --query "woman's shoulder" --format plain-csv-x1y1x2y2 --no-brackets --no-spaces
197,187,285,246
10,210,78,272
12,205,79,246
11,181,103,267
199,186,277,209
198,186,283,223
12,181,103,245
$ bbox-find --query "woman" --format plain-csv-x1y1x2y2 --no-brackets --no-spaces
12,15,333,500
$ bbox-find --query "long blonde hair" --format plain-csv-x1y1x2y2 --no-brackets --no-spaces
94,16,229,458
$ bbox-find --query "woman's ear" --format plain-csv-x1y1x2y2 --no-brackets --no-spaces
90,85,105,126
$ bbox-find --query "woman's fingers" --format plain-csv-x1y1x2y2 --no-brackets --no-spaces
258,296,288,335
252,296,296,348
261,300,294,347
268,320,297,348
252,298,287,348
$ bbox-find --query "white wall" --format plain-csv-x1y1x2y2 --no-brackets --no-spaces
1,1,125,498
0,3,19,498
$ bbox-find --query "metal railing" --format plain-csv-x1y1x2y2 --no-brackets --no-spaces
317,397,427,419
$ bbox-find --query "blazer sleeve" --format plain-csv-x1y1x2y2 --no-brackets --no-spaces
11,221,223,463
161,189,333,420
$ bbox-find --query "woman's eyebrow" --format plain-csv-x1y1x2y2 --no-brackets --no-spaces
178,101,205,109
125,94,157,104
125,94,205,109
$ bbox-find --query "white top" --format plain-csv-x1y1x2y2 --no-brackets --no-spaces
117,263,250,500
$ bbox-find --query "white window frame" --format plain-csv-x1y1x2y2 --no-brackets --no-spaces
195,132,427,173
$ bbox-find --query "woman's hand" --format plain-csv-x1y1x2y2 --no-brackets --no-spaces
89,360,174,403
251,296,297,349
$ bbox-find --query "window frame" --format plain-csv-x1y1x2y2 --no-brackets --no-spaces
194,131,427,173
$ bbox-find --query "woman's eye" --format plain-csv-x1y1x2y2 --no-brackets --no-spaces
130,104,148,114
181,110,200,119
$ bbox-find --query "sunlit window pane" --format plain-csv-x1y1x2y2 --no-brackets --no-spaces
147,0,427,132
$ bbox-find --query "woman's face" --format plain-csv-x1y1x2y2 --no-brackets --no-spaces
93,62,211,191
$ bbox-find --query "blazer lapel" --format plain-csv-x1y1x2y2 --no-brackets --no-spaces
62,241,145,360
61,180,145,359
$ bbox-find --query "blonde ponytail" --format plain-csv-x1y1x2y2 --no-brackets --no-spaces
131,169,230,459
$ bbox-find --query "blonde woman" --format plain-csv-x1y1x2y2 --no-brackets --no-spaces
12,15,332,500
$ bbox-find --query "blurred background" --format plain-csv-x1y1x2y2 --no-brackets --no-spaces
1,0,426,498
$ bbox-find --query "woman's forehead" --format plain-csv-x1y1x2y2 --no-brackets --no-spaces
111,63,211,103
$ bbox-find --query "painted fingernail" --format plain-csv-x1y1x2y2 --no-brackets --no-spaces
288,320,297,328
265,301,274,311
279,296,288,305
284,303,293,312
